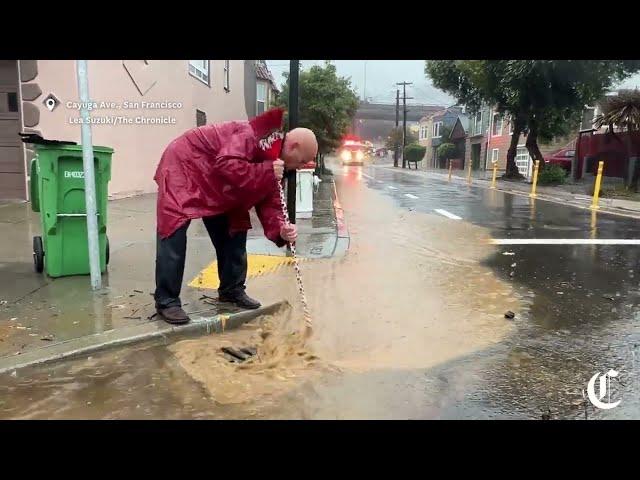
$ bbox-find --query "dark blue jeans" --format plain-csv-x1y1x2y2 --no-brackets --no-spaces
154,215,248,309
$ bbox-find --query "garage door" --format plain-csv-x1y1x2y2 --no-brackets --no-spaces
0,61,25,200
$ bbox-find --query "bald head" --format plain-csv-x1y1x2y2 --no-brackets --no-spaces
281,128,318,170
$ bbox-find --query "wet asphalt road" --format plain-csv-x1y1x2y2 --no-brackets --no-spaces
339,163,640,419
3,162,640,419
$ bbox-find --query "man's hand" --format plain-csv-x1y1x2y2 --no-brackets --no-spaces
280,223,298,243
273,159,285,181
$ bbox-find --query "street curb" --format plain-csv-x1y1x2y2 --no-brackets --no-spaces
331,176,350,256
0,301,287,375
374,165,640,221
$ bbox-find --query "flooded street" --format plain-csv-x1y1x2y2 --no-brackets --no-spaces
2,160,640,419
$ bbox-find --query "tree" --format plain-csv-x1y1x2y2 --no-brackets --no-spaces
272,61,359,172
426,60,640,178
405,143,426,164
594,89,640,191
437,143,457,167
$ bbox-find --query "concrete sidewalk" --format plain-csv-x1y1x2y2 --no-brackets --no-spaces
0,173,348,371
372,165,640,219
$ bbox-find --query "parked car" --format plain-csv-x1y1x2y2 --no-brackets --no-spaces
544,147,575,172
374,148,388,157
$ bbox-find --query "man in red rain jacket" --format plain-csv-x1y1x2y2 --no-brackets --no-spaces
153,108,318,324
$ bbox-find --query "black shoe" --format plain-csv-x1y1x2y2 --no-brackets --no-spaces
157,306,191,325
218,292,261,310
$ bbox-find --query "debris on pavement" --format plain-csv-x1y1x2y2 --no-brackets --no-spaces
511,263,517,268
40,335,55,341
9,318,17,321
502,252,515,256
603,295,615,301
133,290,144,294
504,311,515,320
10,371,16,378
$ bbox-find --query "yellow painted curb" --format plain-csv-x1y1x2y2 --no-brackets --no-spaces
189,254,305,290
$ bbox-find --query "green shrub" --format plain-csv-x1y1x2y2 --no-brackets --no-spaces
537,164,567,185
405,143,426,163
437,143,457,161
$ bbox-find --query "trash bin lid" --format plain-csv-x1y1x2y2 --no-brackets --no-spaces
19,133,113,153
34,143,114,153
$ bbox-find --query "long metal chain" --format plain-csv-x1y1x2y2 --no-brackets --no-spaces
276,175,313,331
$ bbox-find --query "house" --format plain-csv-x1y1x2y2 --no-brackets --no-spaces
254,60,279,116
0,60,255,202
465,104,573,178
418,114,437,167
487,110,574,178
448,115,469,169
465,105,492,172
426,106,464,168
575,89,640,182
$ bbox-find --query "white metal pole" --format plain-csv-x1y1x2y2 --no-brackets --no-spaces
76,60,101,290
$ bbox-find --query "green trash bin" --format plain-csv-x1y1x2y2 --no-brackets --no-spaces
30,144,113,277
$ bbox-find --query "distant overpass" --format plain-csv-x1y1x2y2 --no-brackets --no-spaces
355,102,445,122
353,102,446,142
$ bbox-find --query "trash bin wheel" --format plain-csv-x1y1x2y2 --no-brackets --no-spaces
106,237,110,265
33,236,44,273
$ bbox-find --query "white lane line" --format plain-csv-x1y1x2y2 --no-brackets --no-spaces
387,186,397,190
490,238,640,245
434,209,462,220
405,193,419,199
362,173,374,180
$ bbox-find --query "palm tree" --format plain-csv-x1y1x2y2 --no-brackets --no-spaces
593,89,640,191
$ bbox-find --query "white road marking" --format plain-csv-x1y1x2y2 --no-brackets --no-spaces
405,194,419,199
387,186,397,190
434,209,462,220
490,238,640,245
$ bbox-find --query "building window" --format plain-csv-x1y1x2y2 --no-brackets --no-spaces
433,121,443,138
515,145,532,176
474,111,483,136
196,109,207,127
420,125,428,140
492,113,503,136
224,60,230,92
257,83,267,115
491,148,499,164
189,60,210,85
7,92,18,112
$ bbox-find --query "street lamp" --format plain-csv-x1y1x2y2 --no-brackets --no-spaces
287,60,299,225
363,61,368,102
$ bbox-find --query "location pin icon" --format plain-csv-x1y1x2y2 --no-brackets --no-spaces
43,94,59,112
45,98,56,111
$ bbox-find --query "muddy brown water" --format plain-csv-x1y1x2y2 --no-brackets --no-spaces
0,178,524,419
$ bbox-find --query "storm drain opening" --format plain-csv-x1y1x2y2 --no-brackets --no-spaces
221,346,258,363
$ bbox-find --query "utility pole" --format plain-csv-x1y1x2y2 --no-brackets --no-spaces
287,60,299,226
397,82,413,169
394,89,399,167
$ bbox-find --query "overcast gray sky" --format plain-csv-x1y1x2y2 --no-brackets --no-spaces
266,60,454,106
266,60,640,106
